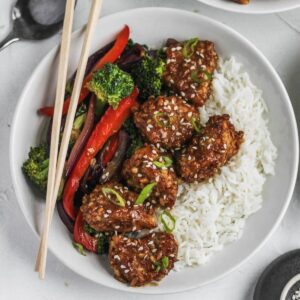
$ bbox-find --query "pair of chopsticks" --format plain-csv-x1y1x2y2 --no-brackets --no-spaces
35,0,103,279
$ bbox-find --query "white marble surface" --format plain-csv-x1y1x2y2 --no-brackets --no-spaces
1,0,300,299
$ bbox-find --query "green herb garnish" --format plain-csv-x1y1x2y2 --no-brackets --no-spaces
153,156,173,168
182,38,199,58
102,187,126,207
72,242,86,256
201,70,212,81
135,183,157,205
154,256,170,272
154,112,171,128
160,210,176,233
191,70,201,83
191,117,202,133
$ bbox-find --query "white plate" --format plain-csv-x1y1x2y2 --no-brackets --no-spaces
10,8,299,294
198,0,300,14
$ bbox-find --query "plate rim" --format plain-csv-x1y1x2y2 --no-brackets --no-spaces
197,0,300,14
9,7,299,294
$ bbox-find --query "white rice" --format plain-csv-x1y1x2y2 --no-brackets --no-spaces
157,57,277,270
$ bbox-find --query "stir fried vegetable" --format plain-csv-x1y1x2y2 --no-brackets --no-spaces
130,54,165,101
122,117,143,157
38,25,130,117
22,144,49,192
63,87,139,220
87,63,134,109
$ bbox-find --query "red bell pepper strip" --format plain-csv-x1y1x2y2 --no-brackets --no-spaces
63,87,139,220
101,133,119,167
74,211,98,252
38,25,130,117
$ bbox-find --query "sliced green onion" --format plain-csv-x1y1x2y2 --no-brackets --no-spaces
160,210,176,233
153,156,173,168
154,256,169,272
154,261,161,272
201,70,213,81
191,117,202,133
182,38,199,58
191,70,201,83
135,183,157,205
161,256,169,269
154,112,171,128
102,187,126,207
72,242,86,256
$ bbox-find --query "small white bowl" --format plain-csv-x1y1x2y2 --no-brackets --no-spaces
197,0,300,14
10,8,299,294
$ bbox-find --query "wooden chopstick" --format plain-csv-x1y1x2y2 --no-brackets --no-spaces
34,0,75,276
35,0,103,279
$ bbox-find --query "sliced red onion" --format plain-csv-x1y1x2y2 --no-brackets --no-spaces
99,130,129,184
57,201,74,233
117,44,146,72
80,130,129,193
68,41,114,89
65,96,95,178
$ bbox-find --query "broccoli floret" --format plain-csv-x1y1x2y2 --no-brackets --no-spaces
22,144,49,192
87,63,134,109
130,54,165,101
123,118,143,157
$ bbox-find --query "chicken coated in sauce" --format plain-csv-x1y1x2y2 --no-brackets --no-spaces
81,183,157,232
163,38,218,107
133,95,200,150
176,114,244,183
109,232,178,286
122,145,178,208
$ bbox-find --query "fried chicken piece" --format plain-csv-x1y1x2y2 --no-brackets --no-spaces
163,38,218,107
122,145,178,208
133,95,200,150
81,183,157,232
109,232,178,286
176,114,244,183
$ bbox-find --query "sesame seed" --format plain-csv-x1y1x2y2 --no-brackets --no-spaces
138,246,144,251
148,240,154,245
120,265,126,269
124,269,129,274
114,255,120,260
104,214,109,218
